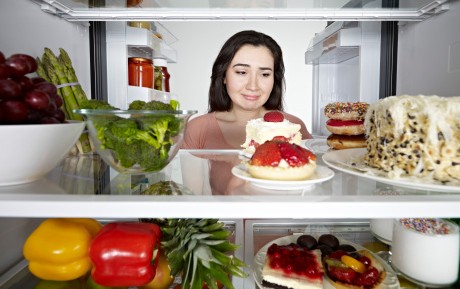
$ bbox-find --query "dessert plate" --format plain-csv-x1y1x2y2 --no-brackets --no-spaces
322,148,460,193
231,164,334,190
253,235,400,289
302,138,330,154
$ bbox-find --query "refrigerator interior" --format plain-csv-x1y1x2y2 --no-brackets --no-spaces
305,21,382,136
0,0,460,287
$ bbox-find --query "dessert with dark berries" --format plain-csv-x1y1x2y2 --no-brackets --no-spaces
262,243,323,289
324,249,386,289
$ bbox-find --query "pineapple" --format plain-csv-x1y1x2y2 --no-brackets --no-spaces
161,219,247,289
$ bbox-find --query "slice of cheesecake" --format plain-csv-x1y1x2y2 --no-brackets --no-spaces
262,243,323,289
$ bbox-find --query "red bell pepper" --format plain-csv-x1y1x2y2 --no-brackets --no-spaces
89,222,162,287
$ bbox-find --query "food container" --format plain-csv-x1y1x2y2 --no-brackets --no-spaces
75,109,197,174
128,21,151,30
0,121,85,186
391,218,459,286
128,57,154,88
369,218,393,245
153,58,170,92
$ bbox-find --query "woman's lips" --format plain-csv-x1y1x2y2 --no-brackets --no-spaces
242,94,259,101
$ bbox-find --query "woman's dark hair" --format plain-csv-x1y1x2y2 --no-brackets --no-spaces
208,30,285,112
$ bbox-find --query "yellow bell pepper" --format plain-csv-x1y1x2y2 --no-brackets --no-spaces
23,218,102,281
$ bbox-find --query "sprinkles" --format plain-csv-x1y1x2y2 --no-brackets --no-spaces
324,102,369,117
400,218,452,235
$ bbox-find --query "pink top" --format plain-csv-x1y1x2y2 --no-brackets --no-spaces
181,111,312,150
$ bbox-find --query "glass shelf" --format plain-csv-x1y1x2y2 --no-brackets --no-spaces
0,149,459,219
36,0,450,21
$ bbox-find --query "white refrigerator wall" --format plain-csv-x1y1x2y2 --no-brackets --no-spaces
0,0,91,275
0,0,92,99
162,21,326,131
397,0,460,96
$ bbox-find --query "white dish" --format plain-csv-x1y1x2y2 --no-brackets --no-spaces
231,164,334,190
303,138,330,154
0,121,85,186
322,148,460,193
253,234,400,289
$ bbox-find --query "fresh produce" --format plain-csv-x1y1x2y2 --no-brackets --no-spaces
89,222,162,287
36,47,93,153
128,99,174,110
138,252,174,289
159,219,247,289
0,51,67,124
23,218,102,281
140,180,193,196
79,99,183,171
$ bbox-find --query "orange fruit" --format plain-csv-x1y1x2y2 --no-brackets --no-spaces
341,255,366,274
139,252,174,289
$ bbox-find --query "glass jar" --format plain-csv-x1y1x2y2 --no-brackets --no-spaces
128,57,153,88
153,58,170,92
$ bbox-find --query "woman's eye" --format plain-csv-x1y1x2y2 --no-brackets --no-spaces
262,72,271,77
236,70,246,75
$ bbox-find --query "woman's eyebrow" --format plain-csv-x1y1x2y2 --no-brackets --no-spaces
232,63,273,71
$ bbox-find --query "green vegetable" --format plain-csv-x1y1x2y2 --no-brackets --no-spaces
58,48,88,107
80,99,118,110
128,100,174,111
37,48,93,153
85,100,182,172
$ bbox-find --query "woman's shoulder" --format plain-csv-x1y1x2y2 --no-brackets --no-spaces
281,112,303,123
187,112,216,126
281,111,313,139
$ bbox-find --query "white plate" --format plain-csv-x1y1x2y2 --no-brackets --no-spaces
231,164,334,190
303,138,330,154
322,148,460,193
253,235,400,289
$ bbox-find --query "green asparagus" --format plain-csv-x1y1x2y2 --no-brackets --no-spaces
58,48,88,106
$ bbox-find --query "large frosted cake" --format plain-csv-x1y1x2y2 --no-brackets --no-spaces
364,95,460,184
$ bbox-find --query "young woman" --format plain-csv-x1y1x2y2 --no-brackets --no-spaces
182,30,312,150
181,30,313,195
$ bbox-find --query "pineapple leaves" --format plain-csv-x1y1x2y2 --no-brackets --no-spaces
160,219,247,289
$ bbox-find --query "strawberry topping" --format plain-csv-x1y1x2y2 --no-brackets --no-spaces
249,140,316,167
264,111,284,122
249,141,282,166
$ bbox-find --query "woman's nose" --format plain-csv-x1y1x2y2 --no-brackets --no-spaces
246,73,259,90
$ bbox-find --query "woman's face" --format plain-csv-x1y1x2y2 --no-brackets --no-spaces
224,44,275,112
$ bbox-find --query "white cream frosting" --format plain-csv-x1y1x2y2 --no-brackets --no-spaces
364,95,460,184
242,118,302,153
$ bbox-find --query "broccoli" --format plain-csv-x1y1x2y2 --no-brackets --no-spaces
103,119,141,168
128,100,174,111
87,99,182,172
80,99,118,110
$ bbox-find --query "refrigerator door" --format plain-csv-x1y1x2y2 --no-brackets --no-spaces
306,21,381,136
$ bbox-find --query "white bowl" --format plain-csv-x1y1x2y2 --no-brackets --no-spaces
0,121,85,186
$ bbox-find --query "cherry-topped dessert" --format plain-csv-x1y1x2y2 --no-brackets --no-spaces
324,249,386,289
262,243,324,289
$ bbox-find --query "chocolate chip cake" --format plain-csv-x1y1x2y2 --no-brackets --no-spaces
364,95,460,184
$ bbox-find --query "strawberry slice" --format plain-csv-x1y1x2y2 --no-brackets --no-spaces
264,111,284,122
278,142,315,167
249,141,282,166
